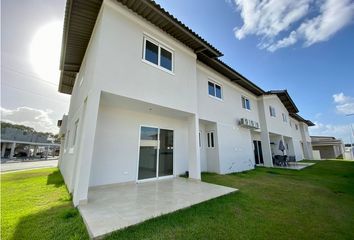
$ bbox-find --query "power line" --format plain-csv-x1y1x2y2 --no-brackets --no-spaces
1,65,60,87
2,83,70,106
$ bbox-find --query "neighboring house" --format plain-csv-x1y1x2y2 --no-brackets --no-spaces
311,136,345,159
1,123,59,159
58,0,314,206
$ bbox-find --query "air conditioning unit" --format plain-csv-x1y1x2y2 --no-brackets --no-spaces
240,118,248,125
239,118,260,129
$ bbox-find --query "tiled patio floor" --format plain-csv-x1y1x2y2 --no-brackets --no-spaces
79,178,237,239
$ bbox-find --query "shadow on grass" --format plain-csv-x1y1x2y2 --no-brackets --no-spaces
46,170,65,188
11,205,89,240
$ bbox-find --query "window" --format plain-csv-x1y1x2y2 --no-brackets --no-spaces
241,96,251,110
282,113,287,122
72,120,79,147
208,81,222,99
65,130,70,150
269,106,276,117
198,131,202,148
143,37,173,72
207,131,215,148
290,120,293,127
295,124,298,130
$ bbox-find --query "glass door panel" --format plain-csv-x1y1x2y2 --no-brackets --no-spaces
138,127,158,180
158,129,173,177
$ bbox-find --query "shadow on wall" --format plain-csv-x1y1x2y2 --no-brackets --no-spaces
46,170,65,188
12,205,89,240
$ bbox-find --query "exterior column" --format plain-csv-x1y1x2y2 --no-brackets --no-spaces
1,143,7,158
187,114,201,180
72,90,100,206
9,142,16,159
260,131,273,167
257,98,273,167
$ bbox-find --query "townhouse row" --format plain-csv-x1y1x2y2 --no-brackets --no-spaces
58,0,314,206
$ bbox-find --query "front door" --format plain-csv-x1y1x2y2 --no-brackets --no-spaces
138,126,173,181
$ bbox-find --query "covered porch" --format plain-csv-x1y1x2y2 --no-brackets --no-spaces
269,133,296,166
71,90,202,206
79,177,237,239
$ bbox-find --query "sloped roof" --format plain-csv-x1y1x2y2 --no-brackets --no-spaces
59,0,267,96
290,113,315,126
59,0,223,94
197,53,265,96
266,90,299,113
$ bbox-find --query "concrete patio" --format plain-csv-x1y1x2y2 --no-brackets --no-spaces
79,178,237,239
274,162,315,170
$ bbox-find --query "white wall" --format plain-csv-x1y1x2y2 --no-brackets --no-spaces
261,95,292,137
94,0,198,114
90,103,190,187
196,62,260,172
217,123,255,173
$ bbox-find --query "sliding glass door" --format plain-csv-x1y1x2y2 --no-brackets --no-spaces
138,126,174,181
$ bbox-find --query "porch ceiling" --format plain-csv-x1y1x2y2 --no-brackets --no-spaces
100,91,194,119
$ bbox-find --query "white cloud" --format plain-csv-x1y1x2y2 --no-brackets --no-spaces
266,31,298,52
1,106,58,133
309,121,353,143
231,0,354,51
332,92,354,115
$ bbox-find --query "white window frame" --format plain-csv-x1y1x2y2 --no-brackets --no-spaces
208,80,223,100
207,131,215,148
241,96,251,110
142,36,174,74
72,119,79,147
269,106,276,117
282,113,287,123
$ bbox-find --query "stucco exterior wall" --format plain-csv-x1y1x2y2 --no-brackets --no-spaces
90,103,190,187
94,1,198,114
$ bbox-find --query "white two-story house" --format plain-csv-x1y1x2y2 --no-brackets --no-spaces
58,0,314,206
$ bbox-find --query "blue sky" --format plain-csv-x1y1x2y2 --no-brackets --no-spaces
1,0,354,143
155,0,354,143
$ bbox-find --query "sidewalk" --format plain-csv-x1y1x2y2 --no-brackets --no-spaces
1,159,58,173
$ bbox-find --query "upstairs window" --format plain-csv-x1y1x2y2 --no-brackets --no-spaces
295,124,299,130
208,81,222,99
269,106,276,117
143,37,173,72
282,113,287,122
241,96,251,110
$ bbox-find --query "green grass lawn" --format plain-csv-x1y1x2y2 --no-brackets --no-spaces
2,160,354,240
1,168,89,240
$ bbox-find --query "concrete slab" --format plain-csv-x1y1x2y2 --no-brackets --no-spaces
274,162,315,170
79,178,237,239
